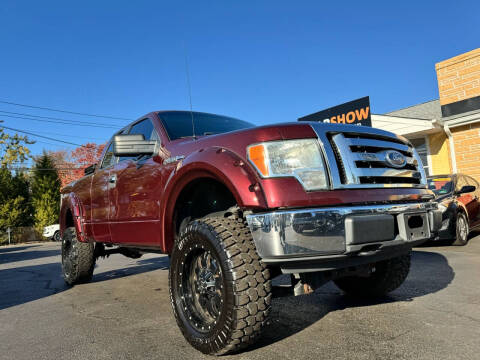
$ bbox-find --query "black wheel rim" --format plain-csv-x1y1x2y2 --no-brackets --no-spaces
62,237,74,277
178,245,224,333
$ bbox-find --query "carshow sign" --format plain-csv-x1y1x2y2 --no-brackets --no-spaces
298,96,371,126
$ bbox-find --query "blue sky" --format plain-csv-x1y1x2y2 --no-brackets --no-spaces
0,1,478,158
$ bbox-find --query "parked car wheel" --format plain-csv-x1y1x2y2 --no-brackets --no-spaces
333,253,411,297
292,223,304,234
451,212,469,246
169,216,271,355
61,227,95,285
53,230,61,242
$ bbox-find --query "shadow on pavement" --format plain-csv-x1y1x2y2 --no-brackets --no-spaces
92,256,169,283
0,256,169,310
0,245,42,254
0,249,61,265
417,230,479,248
246,250,454,352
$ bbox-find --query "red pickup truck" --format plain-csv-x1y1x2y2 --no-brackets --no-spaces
60,111,441,355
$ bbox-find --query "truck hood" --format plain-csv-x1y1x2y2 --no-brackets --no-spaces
195,122,317,143
167,122,318,158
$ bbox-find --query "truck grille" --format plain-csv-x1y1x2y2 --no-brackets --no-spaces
328,132,425,187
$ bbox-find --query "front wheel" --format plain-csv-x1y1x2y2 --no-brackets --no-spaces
53,230,61,242
451,212,469,246
61,227,95,285
334,253,411,297
169,216,271,355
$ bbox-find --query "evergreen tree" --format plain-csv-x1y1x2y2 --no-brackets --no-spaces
31,153,61,232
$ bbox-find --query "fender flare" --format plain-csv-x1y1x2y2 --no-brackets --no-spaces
455,201,470,224
159,147,267,253
60,193,87,242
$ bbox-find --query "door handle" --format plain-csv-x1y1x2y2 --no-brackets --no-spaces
109,175,117,184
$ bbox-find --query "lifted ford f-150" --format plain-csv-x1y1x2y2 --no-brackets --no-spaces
60,110,442,355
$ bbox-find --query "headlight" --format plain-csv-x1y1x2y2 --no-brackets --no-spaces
438,203,447,213
247,139,328,191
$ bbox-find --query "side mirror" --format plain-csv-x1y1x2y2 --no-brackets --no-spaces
456,185,476,195
113,134,157,157
84,163,96,175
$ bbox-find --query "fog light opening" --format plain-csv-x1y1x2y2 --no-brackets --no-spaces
408,215,423,229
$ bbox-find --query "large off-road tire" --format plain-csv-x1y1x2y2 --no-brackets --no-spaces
169,216,272,355
334,253,411,297
61,227,95,285
451,212,469,246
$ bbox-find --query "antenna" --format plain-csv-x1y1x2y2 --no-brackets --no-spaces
183,42,196,139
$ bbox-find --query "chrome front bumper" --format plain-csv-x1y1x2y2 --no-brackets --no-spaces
246,202,441,263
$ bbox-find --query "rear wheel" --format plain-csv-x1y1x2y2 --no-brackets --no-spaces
61,227,95,285
334,253,411,297
451,212,469,246
169,216,271,355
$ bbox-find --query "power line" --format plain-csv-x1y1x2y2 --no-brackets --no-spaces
18,128,107,141
0,109,123,126
0,99,133,121
0,112,120,129
33,140,76,148
1,123,101,150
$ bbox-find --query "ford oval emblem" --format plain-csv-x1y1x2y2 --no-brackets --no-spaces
385,150,407,168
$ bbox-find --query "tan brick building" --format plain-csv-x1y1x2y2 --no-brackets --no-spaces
372,48,480,181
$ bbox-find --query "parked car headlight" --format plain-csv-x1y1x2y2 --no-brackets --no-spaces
247,139,328,191
438,203,447,213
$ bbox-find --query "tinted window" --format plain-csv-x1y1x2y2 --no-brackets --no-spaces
116,119,159,162
158,111,254,140
129,118,158,140
101,143,116,169
427,176,453,195
465,175,479,187
465,175,480,195
456,176,468,192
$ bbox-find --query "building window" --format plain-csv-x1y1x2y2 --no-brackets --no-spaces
410,137,431,175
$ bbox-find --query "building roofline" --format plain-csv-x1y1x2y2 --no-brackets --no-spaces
385,99,439,115
372,114,432,121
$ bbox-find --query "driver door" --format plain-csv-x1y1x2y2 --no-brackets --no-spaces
456,175,480,229
108,118,164,246
464,175,480,229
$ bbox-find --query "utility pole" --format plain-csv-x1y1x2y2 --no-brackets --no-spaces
7,227,11,245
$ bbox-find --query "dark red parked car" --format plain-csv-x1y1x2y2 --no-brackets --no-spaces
428,174,480,245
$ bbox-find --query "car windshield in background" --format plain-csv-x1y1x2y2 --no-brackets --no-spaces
158,111,254,140
428,177,453,195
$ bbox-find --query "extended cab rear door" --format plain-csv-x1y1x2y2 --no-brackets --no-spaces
90,142,116,243
108,118,164,246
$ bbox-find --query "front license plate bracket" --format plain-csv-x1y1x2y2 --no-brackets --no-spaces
397,213,430,241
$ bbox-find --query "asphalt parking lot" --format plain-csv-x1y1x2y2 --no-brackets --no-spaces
1,236,480,360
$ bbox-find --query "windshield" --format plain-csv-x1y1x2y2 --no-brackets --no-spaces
427,176,454,196
158,111,255,140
